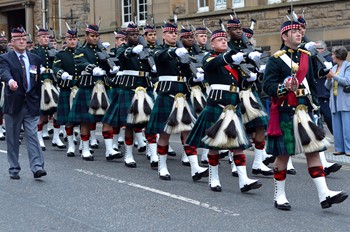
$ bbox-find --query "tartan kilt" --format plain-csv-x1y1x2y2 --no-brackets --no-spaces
102,87,154,127
108,87,119,101
243,89,268,133
186,90,249,150
146,81,190,134
265,96,326,156
68,88,103,124
56,89,71,125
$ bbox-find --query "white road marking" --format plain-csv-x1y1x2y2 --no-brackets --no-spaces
75,168,240,217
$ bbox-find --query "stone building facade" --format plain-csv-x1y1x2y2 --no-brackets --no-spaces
0,0,349,53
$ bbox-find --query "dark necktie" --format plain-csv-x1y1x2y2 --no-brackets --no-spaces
19,54,28,90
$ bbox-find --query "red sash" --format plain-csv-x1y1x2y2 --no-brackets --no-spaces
267,51,309,137
213,54,239,81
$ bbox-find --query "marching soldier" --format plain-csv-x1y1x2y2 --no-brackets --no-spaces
52,28,79,157
102,22,158,168
68,24,122,161
31,27,65,151
186,29,262,192
263,20,348,210
227,17,273,177
145,21,208,181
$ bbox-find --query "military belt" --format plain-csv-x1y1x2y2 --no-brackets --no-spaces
210,84,239,93
159,75,186,82
123,70,149,77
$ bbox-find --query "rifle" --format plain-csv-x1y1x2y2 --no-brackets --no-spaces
96,39,118,69
137,36,156,68
302,35,328,69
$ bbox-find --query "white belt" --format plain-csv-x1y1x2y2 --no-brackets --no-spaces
159,75,186,82
123,70,149,77
210,84,239,93
116,71,124,76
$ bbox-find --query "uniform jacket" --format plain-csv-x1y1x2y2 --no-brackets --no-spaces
325,60,350,113
0,50,42,116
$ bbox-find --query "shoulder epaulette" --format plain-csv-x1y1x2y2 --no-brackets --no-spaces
298,48,311,56
205,56,215,62
273,50,286,58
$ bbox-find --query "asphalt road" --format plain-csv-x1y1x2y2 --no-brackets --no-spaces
0,130,349,232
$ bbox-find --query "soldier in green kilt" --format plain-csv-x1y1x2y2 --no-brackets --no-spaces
102,22,157,168
68,24,122,161
31,28,65,151
186,30,262,192
227,17,273,177
145,21,208,181
262,21,348,211
52,29,79,157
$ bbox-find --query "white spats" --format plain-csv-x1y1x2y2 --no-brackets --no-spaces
274,179,290,210
52,128,66,149
158,154,170,180
188,155,208,181
66,135,75,157
209,165,221,192
124,145,136,168
236,165,262,192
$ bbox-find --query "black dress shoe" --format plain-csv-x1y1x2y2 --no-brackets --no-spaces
43,136,50,140
201,160,208,165
79,149,94,154
287,169,297,175
232,171,238,177
324,163,342,176
219,151,229,159
10,173,20,180
321,191,348,209
138,146,146,153
48,128,54,134
90,144,99,149
105,152,123,161
52,143,67,149
125,162,137,168
240,180,262,193
67,152,75,157
192,168,209,181
41,146,46,151
167,151,176,157
263,156,276,166
159,174,171,180
0,136,5,141
182,161,190,167
252,168,274,176
33,169,47,178
150,161,158,168
82,155,94,161
274,201,291,211
210,185,222,192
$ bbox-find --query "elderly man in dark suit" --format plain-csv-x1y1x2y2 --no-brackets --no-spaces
0,27,47,180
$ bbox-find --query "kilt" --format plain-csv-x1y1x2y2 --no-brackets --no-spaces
265,96,326,156
146,81,190,134
102,80,154,128
68,88,103,124
186,89,249,150
244,89,268,133
56,89,71,125
108,87,119,101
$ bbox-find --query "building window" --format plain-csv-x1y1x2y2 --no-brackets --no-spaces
197,0,209,13
215,0,226,11
267,0,281,3
232,0,244,8
122,0,147,27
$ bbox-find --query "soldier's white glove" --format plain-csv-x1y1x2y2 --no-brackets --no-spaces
102,42,110,49
258,64,266,73
61,72,72,80
305,41,316,52
92,67,106,76
151,65,157,73
247,72,257,82
323,61,333,72
231,52,244,65
132,44,144,54
40,66,46,74
110,66,120,74
248,51,262,62
175,47,188,58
